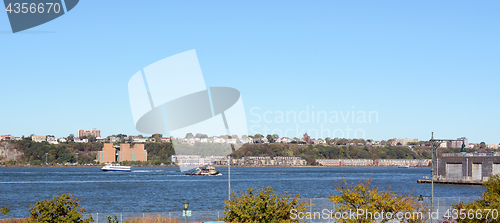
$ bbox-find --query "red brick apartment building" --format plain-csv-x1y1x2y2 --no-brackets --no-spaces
96,143,147,163
78,129,101,139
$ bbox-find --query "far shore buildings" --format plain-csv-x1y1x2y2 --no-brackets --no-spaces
316,159,431,167
391,138,418,146
78,129,101,139
96,143,147,163
31,135,47,143
172,155,307,166
0,135,21,141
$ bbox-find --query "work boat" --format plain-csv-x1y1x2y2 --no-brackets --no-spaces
101,163,131,172
185,166,220,176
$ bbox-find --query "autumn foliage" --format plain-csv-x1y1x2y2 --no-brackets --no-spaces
330,179,429,223
27,193,93,223
447,174,500,223
220,186,307,223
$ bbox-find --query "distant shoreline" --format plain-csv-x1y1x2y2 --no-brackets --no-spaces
0,164,430,168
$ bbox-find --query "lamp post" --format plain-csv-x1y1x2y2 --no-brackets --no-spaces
182,199,189,223
429,132,465,223
45,153,48,165
228,155,231,201
76,152,78,165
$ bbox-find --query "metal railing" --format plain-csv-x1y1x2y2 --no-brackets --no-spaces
294,197,480,222
1,197,481,223
82,211,223,223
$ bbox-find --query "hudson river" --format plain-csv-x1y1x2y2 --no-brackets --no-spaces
0,166,485,218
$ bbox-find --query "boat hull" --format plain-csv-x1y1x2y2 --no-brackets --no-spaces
101,165,131,172
101,168,131,172
185,171,220,176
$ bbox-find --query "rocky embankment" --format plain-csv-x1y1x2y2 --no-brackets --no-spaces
0,141,22,161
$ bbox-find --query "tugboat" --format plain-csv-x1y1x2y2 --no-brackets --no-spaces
101,163,131,172
185,166,220,176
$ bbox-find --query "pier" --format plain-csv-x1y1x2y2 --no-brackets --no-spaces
417,178,483,185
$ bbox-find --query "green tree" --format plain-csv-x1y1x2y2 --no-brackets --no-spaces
220,186,306,223
330,180,428,222
105,214,119,223
28,193,93,223
479,142,486,149
266,134,274,143
151,133,162,138
87,135,96,143
451,175,500,222
253,134,263,140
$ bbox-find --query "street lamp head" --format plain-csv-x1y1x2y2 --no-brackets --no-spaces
460,141,467,156
182,199,189,211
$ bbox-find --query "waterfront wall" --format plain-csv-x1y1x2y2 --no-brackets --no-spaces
316,159,431,167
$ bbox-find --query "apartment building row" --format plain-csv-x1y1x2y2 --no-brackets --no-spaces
171,155,307,166
316,159,431,167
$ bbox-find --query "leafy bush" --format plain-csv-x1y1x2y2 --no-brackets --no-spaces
0,206,9,216
105,215,119,223
28,193,93,223
220,186,306,223
330,179,428,223
450,175,500,223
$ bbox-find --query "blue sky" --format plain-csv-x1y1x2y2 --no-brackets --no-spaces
0,1,498,143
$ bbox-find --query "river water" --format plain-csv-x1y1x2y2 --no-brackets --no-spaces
0,166,485,218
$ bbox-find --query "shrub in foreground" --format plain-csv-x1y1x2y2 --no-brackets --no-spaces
330,179,428,223
123,215,180,223
220,186,306,223
28,193,93,223
448,174,500,223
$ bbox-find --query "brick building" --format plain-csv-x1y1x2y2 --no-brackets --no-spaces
97,143,117,163
78,129,101,139
97,143,147,163
118,144,147,162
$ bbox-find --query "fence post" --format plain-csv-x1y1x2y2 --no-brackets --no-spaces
309,199,312,223
438,197,440,219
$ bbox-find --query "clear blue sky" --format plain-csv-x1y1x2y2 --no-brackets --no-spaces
0,1,498,143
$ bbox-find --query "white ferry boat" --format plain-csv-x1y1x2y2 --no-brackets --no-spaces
101,163,131,172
